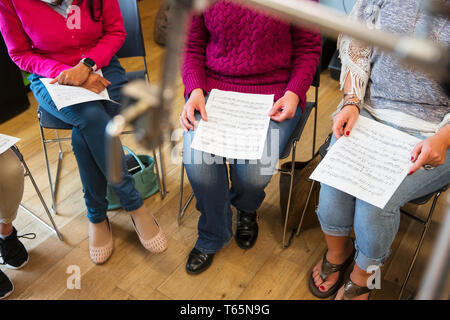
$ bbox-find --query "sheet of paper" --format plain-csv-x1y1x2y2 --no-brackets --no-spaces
310,116,422,209
0,134,20,155
40,70,111,110
190,89,274,160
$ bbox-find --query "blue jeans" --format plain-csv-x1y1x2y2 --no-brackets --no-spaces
29,56,143,223
183,106,303,253
317,109,450,270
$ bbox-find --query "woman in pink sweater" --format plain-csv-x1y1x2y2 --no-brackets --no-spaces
0,0,167,264
181,0,321,274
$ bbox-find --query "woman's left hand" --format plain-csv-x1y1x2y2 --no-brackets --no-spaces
269,91,299,122
409,125,450,175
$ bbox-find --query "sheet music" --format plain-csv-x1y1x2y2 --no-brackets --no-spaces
310,116,422,209
40,70,112,110
191,89,274,160
0,134,20,155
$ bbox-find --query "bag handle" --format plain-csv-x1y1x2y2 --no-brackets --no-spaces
122,145,145,171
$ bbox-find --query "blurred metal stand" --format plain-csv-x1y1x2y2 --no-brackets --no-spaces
416,211,450,300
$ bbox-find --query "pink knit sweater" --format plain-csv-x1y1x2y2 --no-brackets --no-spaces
0,0,126,79
182,0,322,108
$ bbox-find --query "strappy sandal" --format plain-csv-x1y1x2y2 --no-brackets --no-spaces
335,277,372,300
308,247,355,298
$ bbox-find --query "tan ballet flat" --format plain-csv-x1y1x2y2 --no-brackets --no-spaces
131,216,168,253
89,218,113,265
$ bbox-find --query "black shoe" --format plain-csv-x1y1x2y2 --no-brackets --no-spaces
0,269,14,299
0,227,33,269
186,248,214,275
235,210,259,250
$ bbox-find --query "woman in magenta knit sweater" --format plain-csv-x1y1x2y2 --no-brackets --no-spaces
0,0,168,265
180,0,321,274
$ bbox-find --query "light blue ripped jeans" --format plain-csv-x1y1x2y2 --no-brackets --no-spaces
317,109,450,270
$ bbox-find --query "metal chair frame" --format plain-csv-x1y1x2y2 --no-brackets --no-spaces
398,184,449,300
278,74,319,248
177,69,321,250
10,146,63,241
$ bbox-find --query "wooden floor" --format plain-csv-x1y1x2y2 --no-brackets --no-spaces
1,0,448,300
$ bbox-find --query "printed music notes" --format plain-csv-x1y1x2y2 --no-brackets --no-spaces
191,89,274,160
40,70,112,110
310,116,422,209
0,134,20,155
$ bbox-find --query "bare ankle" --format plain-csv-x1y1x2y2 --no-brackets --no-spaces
0,223,13,237
327,238,353,264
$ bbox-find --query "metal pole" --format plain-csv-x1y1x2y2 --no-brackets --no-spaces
416,210,450,300
233,0,448,81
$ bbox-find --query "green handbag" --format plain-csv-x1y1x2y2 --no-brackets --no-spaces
106,146,160,211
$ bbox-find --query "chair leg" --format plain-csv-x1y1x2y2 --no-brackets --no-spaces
282,141,297,249
295,180,315,237
178,161,194,225
158,145,167,197
12,146,63,241
312,102,318,158
398,192,441,299
39,126,58,215
53,130,64,213
152,148,165,199
21,162,64,241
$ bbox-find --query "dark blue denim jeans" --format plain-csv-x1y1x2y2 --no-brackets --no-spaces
29,56,143,223
183,105,303,253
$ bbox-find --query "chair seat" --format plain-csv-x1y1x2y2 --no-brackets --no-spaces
126,70,146,82
279,102,316,159
410,184,449,205
319,133,332,158
38,105,72,130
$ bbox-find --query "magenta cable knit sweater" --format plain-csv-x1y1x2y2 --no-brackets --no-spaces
182,0,322,109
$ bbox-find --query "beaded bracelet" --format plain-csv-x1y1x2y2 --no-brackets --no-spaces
342,100,361,112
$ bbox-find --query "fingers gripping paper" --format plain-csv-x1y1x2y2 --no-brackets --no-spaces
191,89,274,160
310,116,422,209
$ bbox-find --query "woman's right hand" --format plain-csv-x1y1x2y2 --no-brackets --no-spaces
180,88,208,132
332,104,360,139
50,62,91,86
81,73,111,94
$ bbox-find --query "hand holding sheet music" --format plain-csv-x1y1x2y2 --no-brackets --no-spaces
310,116,422,209
0,134,20,155
40,70,113,110
191,89,274,160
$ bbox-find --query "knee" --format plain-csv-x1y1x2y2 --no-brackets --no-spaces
76,103,110,131
0,150,24,183
234,166,271,192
